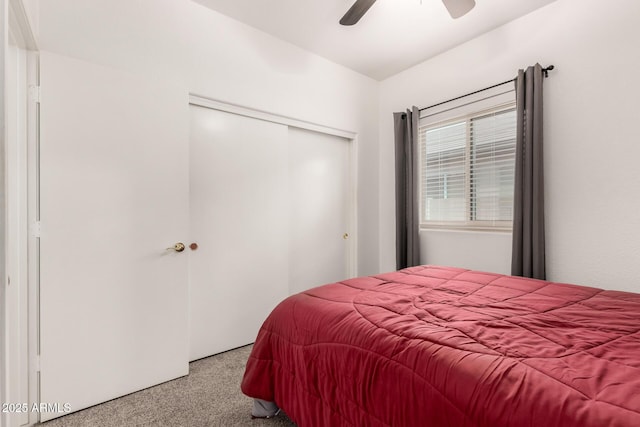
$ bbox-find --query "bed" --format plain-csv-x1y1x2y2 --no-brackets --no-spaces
241,265,640,426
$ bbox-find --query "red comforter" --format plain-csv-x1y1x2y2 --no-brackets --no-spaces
241,266,640,426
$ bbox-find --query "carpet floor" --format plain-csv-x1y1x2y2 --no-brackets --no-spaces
38,345,295,427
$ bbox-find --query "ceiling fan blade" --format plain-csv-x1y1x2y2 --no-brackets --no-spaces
442,0,476,19
339,0,377,26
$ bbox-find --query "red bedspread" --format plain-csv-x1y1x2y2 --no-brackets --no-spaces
241,266,640,426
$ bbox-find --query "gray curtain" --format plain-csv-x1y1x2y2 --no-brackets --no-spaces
393,106,420,269
511,64,545,279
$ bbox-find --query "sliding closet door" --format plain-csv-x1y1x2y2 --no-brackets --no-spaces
189,105,354,360
189,106,290,361
39,52,189,421
288,127,351,293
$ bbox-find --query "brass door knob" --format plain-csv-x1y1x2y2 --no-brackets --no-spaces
167,242,186,252
343,233,349,240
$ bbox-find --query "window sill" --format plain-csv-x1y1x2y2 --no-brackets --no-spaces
420,225,512,233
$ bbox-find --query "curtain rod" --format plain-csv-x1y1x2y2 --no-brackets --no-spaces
419,65,555,112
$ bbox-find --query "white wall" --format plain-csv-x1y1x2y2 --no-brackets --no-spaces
0,0,8,424
420,230,512,275
19,0,37,37
37,0,381,276
379,0,640,292
5,44,30,427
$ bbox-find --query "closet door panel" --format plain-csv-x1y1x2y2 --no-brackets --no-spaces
288,127,351,294
189,106,289,361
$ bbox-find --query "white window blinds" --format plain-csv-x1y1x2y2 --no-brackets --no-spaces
419,86,516,230
469,109,516,223
422,121,467,222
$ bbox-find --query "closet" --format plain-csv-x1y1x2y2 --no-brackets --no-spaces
188,104,353,360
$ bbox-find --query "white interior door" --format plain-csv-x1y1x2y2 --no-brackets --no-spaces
39,52,190,421
189,106,290,361
288,127,351,294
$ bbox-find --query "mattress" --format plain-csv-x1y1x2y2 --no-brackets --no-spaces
241,265,640,426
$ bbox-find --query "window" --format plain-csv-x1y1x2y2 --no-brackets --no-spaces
419,105,516,230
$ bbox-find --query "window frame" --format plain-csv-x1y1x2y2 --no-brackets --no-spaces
418,101,517,232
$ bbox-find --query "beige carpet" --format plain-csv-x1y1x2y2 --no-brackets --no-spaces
39,345,295,427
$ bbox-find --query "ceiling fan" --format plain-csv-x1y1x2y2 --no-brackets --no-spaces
339,0,476,26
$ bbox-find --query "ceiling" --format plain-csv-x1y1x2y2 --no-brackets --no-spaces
193,0,557,81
